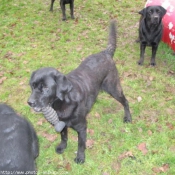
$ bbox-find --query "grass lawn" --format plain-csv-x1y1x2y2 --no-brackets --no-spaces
0,0,175,174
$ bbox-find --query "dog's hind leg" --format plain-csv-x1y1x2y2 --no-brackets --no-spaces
102,71,132,123
56,127,68,154
50,0,55,11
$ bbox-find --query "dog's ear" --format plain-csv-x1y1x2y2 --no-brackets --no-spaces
55,74,73,101
138,8,146,17
159,6,167,17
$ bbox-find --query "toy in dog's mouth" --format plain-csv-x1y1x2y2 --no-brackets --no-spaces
41,106,66,132
30,105,65,132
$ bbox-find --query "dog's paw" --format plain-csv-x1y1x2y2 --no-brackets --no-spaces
150,62,156,66
56,143,67,154
123,117,132,123
71,15,75,19
74,157,85,164
137,60,143,65
62,17,66,21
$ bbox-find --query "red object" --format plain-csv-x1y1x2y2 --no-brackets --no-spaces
145,0,175,51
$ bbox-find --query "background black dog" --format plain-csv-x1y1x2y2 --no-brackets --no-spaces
28,20,132,164
137,5,166,66
0,104,39,172
50,0,74,21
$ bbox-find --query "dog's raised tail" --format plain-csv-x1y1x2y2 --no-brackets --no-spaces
106,20,117,58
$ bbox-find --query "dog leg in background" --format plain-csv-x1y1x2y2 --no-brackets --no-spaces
60,1,66,20
150,45,158,66
138,43,146,65
70,0,74,19
50,0,55,11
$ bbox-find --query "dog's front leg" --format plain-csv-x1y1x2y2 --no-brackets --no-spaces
74,128,87,164
60,1,66,20
56,127,68,154
50,0,55,11
138,43,146,65
70,1,74,19
150,45,158,66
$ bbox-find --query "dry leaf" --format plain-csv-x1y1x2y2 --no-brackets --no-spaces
118,151,134,161
0,77,7,84
86,139,94,149
39,131,57,142
95,112,101,119
152,164,169,173
137,142,148,155
87,129,95,136
137,96,142,102
65,162,72,171
147,130,153,136
112,161,121,173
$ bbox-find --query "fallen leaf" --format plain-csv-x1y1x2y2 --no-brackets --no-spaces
147,130,153,136
102,173,110,175
108,118,113,124
137,96,142,102
0,77,7,84
86,139,94,149
95,112,101,119
137,142,148,155
87,129,95,136
160,164,169,172
112,161,121,173
152,164,169,173
39,131,57,142
149,76,154,81
65,162,72,171
166,122,174,130
71,135,78,142
118,151,134,161
37,118,46,126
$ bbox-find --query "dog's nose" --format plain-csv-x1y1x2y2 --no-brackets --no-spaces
154,16,159,20
27,100,35,107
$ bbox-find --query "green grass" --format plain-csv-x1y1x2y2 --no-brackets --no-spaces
1,0,175,174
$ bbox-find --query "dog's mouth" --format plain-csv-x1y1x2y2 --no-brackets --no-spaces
31,103,52,113
32,107,42,113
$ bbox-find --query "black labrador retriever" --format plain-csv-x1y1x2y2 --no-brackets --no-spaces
137,5,166,66
28,20,132,164
0,103,39,172
50,0,74,21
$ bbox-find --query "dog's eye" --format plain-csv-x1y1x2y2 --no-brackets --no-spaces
40,84,49,94
157,10,160,14
32,83,36,89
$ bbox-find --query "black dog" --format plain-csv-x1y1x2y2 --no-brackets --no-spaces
50,0,74,21
28,20,132,164
0,104,39,172
137,5,166,66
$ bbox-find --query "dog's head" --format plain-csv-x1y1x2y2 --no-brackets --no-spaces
139,6,166,25
28,67,72,112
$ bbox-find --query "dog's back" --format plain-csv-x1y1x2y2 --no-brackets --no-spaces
0,104,39,172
